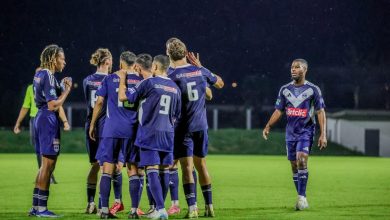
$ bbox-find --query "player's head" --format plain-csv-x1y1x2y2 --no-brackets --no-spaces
90,48,112,73
291,58,308,81
40,44,65,73
165,37,180,55
152,55,170,76
135,53,153,78
120,51,137,70
167,39,187,61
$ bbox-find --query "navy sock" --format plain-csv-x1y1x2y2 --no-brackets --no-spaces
183,183,196,206
298,169,309,197
98,194,102,209
32,187,39,207
112,172,122,201
201,184,213,205
87,183,97,203
139,175,144,203
293,172,298,193
193,169,198,202
169,168,179,201
146,175,155,206
147,169,165,210
159,169,170,201
38,189,49,209
100,173,112,209
129,175,140,209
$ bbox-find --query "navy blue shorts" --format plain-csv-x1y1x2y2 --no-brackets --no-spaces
96,137,129,164
286,140,313,161
139,148,173,167
174,130,208,160
34,110,60,156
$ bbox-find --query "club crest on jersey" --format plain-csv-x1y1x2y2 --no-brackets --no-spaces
53,139,60,152
286,107,307,117
50,88,56,97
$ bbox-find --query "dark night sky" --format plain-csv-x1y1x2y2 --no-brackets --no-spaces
1,0,389,126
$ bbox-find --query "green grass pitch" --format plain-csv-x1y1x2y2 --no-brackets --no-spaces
0,154,389,219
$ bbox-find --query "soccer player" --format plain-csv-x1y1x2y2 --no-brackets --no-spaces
118,54,181,220
89,51,142,219
83,48,112,214
167,39,224,218
262,58,327,210
14,67,69,184
29,44,72,217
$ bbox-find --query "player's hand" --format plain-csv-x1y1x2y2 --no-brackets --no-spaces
63,121,70,131
262,126,270,140
13,124,21,134
318,134,327,150
62,77,73,91
89,126,96,141
187,52,202,67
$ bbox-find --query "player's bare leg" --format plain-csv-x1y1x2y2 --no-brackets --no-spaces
295,152,309,210
167,159,181,215
179,157,198,218
194,156,214,217
86,162,100,214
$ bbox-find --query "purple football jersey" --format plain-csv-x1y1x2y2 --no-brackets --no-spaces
168,64,217,132
96,72,142,138
33,69,62,110
275,81,325,141
125,76,181,152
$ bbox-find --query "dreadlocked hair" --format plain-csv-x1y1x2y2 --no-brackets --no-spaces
90,48,112,67
40,44,64,70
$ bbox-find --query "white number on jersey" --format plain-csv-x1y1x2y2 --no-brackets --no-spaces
90,90,97,108
159,95,171,115
187,82,199,101
116,88,134,108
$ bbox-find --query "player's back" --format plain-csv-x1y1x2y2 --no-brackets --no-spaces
98,73,142,138
169,64,216,132
83,72,107,121
33,69,61,110
135,76,181,152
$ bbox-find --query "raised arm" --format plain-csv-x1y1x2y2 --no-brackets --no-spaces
88,96,104,141
205,87,213,101
47,77,72,111
262,109,283,140
316,109,327,149
118,71,128,102
213,74,224,89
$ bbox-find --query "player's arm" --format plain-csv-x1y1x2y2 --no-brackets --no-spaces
118,70,143,103
47,77,72,111
262,109,283,140
317,109,327,149
188,52,224,89
14,86,32,134
89,96,104,141
58,106,70,131
118,70,129,102
206,87,213,101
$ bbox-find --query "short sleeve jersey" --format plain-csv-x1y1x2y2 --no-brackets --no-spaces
96,73,142,138
168,64,217,132
275,81,326,141
125,76,181,152
33,69,62,110
83,72,107,121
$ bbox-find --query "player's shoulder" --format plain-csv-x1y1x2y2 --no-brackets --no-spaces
305,80,322,94
279,81,293,91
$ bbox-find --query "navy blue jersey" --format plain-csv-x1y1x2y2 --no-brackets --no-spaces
33,69,62,110
83,72,107,120
168,64,217,132
125,76,181,152
96,72,142,138
275,81,325,141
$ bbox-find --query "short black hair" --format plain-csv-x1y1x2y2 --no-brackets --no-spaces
293,58,308,70
153,55,170,72
120,51,136,66
136,53,153,70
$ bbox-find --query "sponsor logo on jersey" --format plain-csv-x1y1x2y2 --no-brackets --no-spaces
127,79,140,84
154,84,178,93
87,81,102,86
286,107,307,117
176,70,202,78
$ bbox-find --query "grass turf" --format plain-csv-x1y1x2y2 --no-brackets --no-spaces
0,154,389,219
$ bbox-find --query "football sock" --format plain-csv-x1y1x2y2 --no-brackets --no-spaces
147,169,165,210
37,189,49,212
159,169,170,201
298,169,309,197
146,175,155,206
138,175,144,205
129,175,140,209
87,183,97,203
32,187,39,209
201,184,213,205
112,171,122,202
193,169,198,202
169,168,179,203
293,172,298,193
100,173,112,212
183,183,196,207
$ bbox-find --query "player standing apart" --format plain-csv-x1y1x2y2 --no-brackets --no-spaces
28,44,72,217
119,54,181,220
83,48,112,214
262,59,327,210
167,39,224,218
